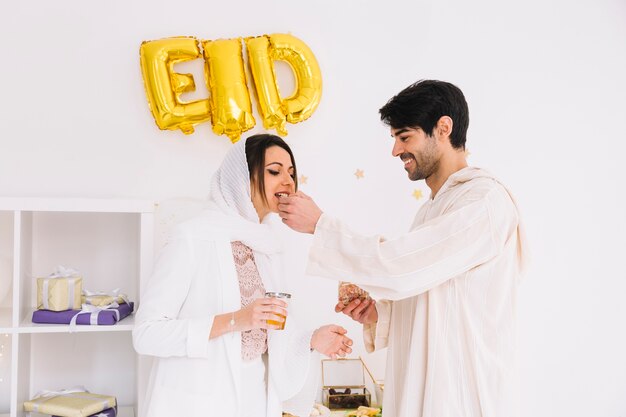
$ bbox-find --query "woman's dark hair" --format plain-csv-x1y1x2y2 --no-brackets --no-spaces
379,79,469,149
245,133,298,205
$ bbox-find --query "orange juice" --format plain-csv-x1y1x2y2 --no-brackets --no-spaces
267,312,287,330
265,292,291,330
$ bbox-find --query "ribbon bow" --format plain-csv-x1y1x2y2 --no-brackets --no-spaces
33,385,89,399
83,288,130,306
48,265,80,279
69,303,120,332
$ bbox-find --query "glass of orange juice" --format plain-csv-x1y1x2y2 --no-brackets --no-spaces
264,292,291,330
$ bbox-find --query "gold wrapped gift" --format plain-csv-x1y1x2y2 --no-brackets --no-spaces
81,294,128,307
24,389,116,417
37,276,83,311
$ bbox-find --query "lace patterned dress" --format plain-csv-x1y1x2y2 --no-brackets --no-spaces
231,241,268,361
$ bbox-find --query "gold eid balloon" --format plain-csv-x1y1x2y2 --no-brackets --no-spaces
246,34,323,135
202,38,255,143
139,33,322,141
245,36,288,135
139,37,211,135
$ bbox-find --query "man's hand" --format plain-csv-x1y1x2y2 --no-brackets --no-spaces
335,298,378,325
277,191,322,234
310,324,353,359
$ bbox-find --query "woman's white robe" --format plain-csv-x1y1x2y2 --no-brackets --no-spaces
133,216,317,417
134,136,320,417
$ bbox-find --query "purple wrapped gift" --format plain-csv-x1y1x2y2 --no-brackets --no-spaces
54,406,118,417
32,302,134,325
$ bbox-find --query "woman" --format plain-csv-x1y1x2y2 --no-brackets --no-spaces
133,134,352,417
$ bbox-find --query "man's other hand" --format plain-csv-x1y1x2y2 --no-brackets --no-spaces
335,298,378,325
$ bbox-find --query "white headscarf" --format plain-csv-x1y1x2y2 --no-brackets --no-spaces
204,137,282,257
208,137,260,225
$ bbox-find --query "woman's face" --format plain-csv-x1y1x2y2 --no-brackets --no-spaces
251,146,296,220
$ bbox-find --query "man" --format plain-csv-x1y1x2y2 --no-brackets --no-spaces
278,80,529,417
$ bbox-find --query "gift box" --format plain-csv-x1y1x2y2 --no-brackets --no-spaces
54,406,118,417
81,289,129,307
24,388,116,417
32,302,134,326
37,266,83,311
322,358,371,410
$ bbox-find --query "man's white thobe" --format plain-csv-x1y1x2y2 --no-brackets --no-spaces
307,167,529,417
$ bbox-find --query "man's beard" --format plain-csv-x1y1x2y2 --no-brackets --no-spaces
400,135,439,181
401,151,438,181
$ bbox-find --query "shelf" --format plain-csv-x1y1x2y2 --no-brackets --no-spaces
18,314,136,334
0,198,154,214
0,198,153,417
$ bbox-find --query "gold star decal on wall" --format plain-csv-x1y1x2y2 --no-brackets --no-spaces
412,189,423,200
354,169,364,179
298,175,308,185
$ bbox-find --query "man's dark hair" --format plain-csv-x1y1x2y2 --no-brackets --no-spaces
379,79,469,149
245,133,298,205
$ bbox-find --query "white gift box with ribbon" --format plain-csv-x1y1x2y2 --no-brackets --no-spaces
36,266,83,311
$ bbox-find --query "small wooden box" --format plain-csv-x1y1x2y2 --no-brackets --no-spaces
321,358,371,409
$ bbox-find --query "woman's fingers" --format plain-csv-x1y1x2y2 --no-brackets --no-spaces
264,312,285,322
339,337,352,355
253,300,287,317
258,321,282,330
252,312,285,325
329,325,347,334
256,314,283,329
258,298,288,308
257,305,287,316
334,346,351,357
325,335,352,358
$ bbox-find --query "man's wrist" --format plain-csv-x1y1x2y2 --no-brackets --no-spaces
309,211,323,234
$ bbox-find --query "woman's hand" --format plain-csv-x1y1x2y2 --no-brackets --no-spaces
311,325,353,359
234,297,287,332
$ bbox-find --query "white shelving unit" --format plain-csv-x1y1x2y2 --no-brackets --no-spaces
0,198,154,417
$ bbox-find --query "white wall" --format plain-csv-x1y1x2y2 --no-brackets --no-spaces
1,0,625,415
